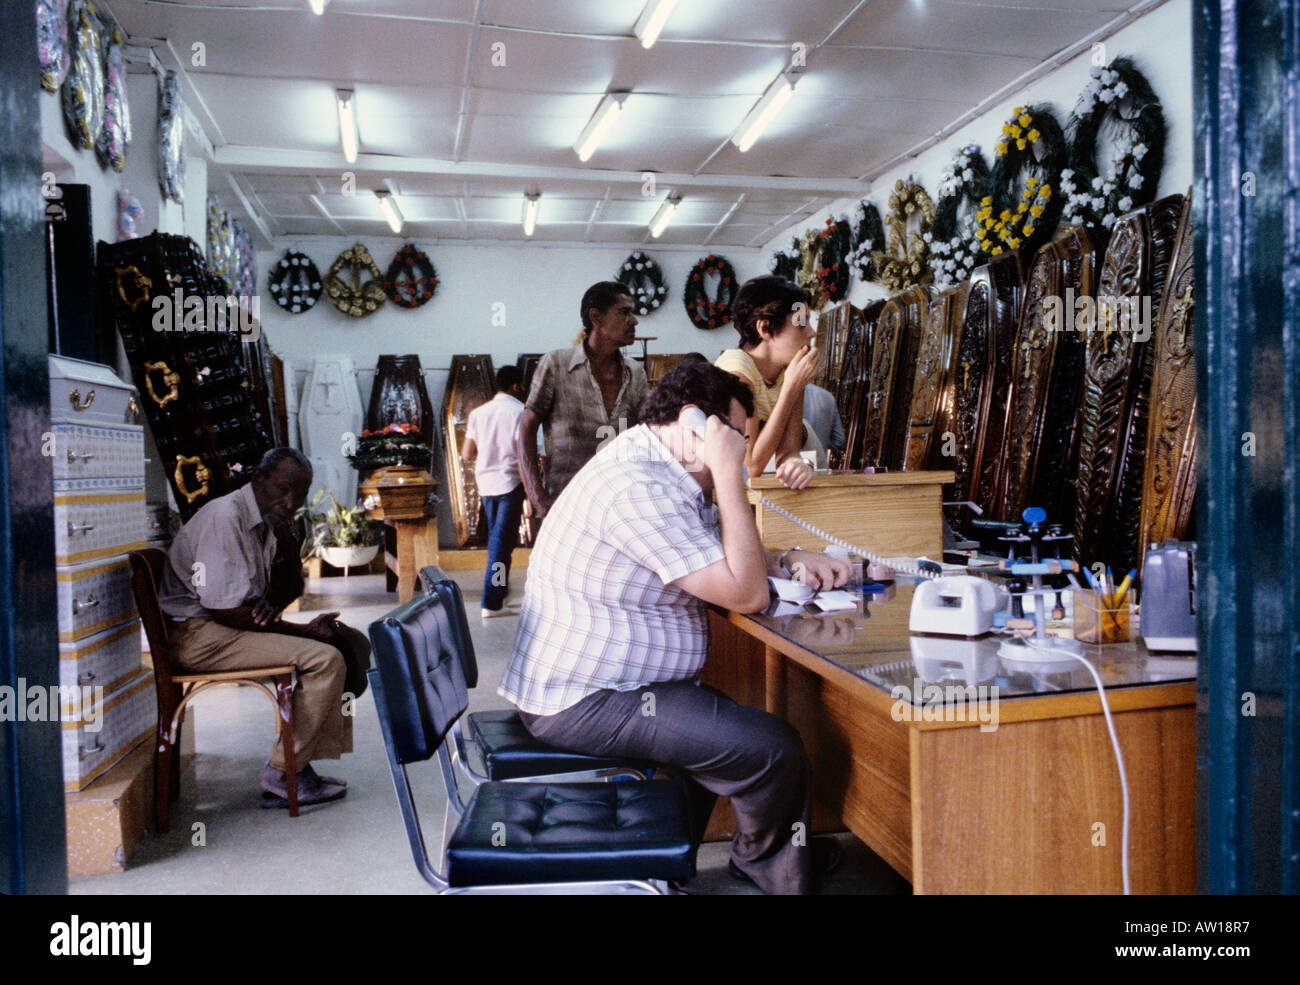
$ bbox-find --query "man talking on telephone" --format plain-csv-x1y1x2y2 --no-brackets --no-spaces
498,360,851,894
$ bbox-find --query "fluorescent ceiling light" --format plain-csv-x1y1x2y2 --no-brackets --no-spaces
522,191,541,237
375,190,402,233
308,0,329,15
573,92,628,162
649,193,681,238
731,74,796,153
634,0,678,49
336,88,358,163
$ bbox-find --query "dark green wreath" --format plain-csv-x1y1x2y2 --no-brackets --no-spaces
930,145,991,284
384,244,438,308
847,201,884,281
815,215,852,305
978,104,1066,261
683,254,737,329
1061,57,1165,231
615,251,667,315
267,249,323,314
769,237,801,281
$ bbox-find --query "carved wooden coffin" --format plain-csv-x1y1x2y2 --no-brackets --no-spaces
1072,195,1184,572
814,301,855,399
860,286,931,469
368,354,436,449
903,282,970,471
1139,191,1198,569
995,226,1100,525
442,355,495,547
839,300,884,470
951,251,1024,529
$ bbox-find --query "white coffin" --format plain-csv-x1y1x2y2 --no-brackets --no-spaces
48,355,140,427
300,354,362,508
49,421,145,482
54,477,147,565
61,668,156,792
58,619,143,698
56,556,138,643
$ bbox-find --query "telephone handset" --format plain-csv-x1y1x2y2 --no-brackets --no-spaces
677,405,940,580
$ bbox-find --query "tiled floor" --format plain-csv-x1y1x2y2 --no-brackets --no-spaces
70,570,909,895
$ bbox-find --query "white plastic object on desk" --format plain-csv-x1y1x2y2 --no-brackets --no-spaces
909,575,1009,637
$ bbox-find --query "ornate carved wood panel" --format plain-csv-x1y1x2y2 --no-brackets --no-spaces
962,252,1024,526
996,226,1099,525
1139,192,1198,569
1073,195,1185,572
815,301,855,400
442,355,495,547
840,300,884,470
904,282,969,471
861,286,930,469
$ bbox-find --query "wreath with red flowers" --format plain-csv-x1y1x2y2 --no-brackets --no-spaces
384,244,438,308
683,254,737,329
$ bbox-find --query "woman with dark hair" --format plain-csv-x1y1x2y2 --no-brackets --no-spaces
715,275,819,489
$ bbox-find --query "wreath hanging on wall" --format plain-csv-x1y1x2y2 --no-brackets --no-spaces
615,251,667,315
683,254,737,329
61,0,104,152
95,17,130,173
268,250,323,313
325,243,387,318
38,0,70,93
847,200,885,282
872,179,936,293
1061,58,1166,231
799,216,851,308
384,244,438,308
977,104,1066,260
928,145,991,287
768,237,801,282
157,70,184,203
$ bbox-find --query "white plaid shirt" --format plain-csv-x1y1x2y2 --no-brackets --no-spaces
498,424,725,716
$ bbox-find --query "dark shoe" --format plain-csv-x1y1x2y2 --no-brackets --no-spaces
259,763,347,807
300,763,347,789
260,783,347,809
729,836,843,884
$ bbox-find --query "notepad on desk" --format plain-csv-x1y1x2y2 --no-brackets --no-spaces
767,577,858,613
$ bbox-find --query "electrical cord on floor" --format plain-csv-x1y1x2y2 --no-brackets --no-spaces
1000,629,1132,895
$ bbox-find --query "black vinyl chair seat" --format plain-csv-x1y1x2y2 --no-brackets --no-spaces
467,709,656,780
447,778,695,887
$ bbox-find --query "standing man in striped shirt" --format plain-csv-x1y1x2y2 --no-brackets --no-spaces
498,360,851,894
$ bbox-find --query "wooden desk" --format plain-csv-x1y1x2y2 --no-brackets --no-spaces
701,586,1197,894
749,470,954,559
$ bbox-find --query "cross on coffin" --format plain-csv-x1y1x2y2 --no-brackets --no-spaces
1020,331,1048,380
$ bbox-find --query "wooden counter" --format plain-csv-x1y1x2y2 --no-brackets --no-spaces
748,470,954,560
700,587,1197,894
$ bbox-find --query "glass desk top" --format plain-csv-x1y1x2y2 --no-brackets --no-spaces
744,581,1198,702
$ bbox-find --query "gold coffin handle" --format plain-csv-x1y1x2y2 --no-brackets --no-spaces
114,265,153,312
144,360,181,408
173,455,211,504
68,388,95,412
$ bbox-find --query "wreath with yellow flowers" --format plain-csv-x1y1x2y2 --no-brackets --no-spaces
977,104,1066,261
872,179,935,293
325,243,387,318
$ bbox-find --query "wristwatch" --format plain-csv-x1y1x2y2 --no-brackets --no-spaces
779,546,804,578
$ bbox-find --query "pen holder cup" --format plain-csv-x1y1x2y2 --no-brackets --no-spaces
1073,590,1131,644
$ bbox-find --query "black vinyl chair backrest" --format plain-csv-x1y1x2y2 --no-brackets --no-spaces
368,591,468,763
418,564,479,688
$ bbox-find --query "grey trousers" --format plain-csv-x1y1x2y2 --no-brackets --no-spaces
519,680,813,894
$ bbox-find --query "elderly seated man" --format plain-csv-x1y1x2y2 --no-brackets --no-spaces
499,361,852,894
158,448,371,807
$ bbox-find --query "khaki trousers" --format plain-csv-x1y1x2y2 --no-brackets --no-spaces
170,618,358,771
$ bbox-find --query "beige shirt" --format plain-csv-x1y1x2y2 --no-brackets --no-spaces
525,343,647,498
159,484,277,620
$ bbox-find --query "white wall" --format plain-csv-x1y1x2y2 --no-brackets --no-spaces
256,237,770,416
769,0,1194,308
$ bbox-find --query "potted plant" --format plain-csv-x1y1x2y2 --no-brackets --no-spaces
295,489,382,572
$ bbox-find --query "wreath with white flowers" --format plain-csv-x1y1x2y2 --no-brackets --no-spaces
1061,57,1165,232
384,244,438,308
977,104,1066,260
769,238,801,282
268,249,323,314
847,200,885,282
615,251,667,315
872,179,936,293
683,254,737,329
927,145,991,287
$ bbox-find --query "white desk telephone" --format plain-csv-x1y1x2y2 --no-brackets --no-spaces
677,406,940,581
